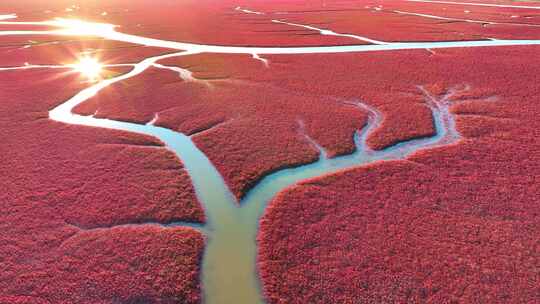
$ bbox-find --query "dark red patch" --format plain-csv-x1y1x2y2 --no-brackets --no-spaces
0,68,204,301
258,46,540,303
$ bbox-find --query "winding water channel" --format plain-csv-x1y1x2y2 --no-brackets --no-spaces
1,11,540,304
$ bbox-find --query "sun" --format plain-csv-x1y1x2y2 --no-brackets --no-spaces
72,56,103,81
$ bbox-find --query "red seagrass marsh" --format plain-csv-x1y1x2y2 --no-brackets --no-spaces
1,0,539,303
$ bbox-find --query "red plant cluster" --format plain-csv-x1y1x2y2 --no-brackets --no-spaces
2,225,204,304
259,161,539,303
5,0,539,46
242,0,540,41
382,0,540,25
1,0,361,47
367,101,436,150
258,45,540,303
0,68,205,302
0,38,169,67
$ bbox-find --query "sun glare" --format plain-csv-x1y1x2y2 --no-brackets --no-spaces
50,18,117,36
73,56,103,81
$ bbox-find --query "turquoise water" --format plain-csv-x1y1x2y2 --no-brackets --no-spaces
50,79,462,303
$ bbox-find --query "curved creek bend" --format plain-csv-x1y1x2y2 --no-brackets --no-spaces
2,12,540,304
48,56,481,303
51,69,465,304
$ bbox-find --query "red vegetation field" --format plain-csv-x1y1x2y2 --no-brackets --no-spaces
238,0,540,41
382,0,540,25
2,225,203,304
0,38,170,67
258,45,540,303
0,68,204,301
0,0,361,47
2,0,539,47
2,0,539,303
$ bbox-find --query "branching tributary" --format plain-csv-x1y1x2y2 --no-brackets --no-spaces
1,10,539,304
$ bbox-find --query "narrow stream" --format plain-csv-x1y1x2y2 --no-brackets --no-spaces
50,59,463,303
2,14,538,304
202,89,461,304
3,17,540,53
